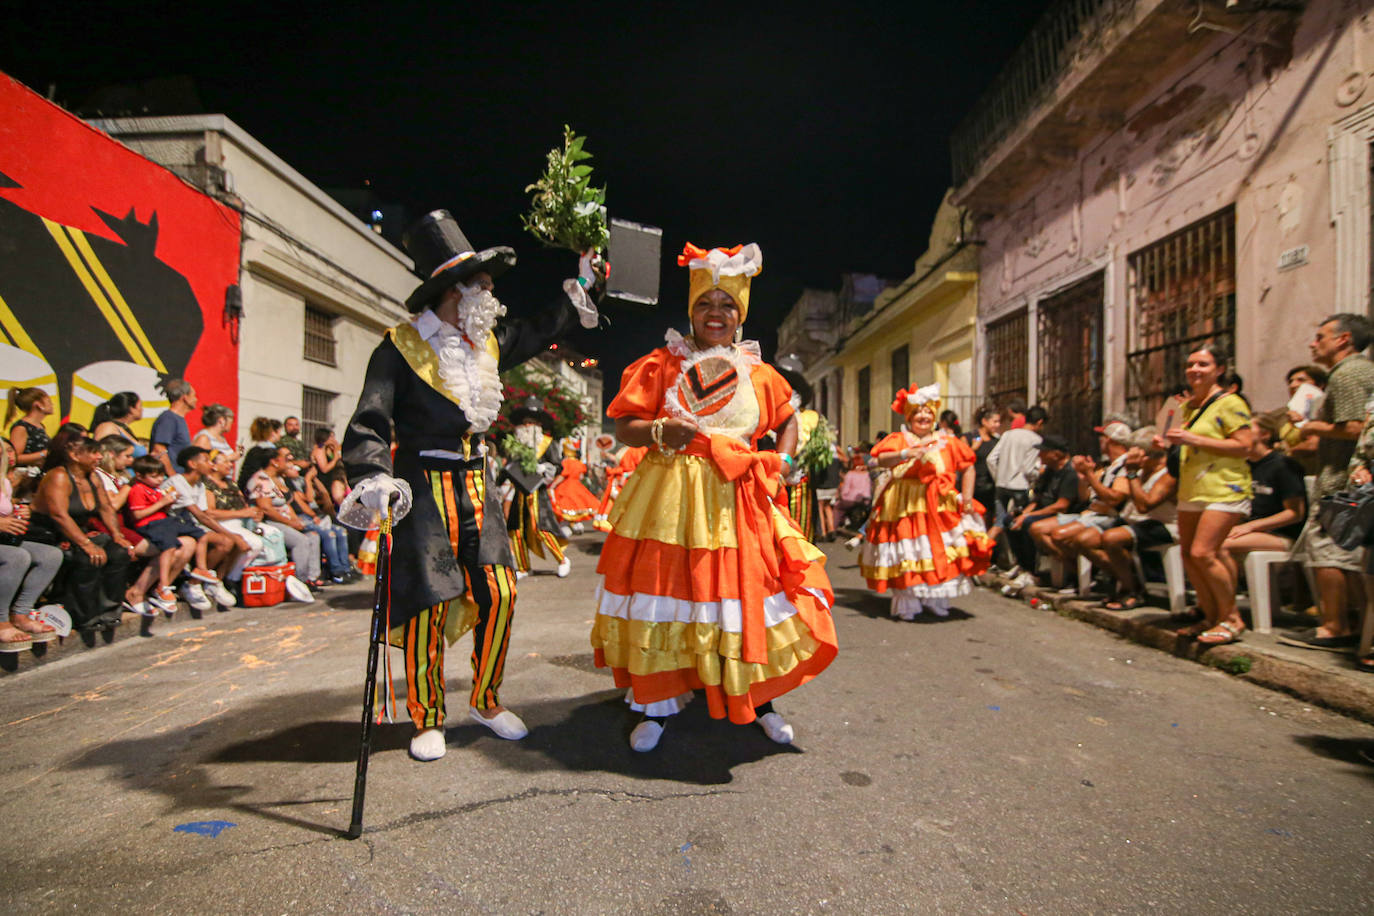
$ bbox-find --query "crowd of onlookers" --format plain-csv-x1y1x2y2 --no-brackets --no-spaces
829,313,1374,671
1,377,363,650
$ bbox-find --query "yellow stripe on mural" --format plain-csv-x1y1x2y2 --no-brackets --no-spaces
41,217,150,368
68,228,167,373
0,292,48,363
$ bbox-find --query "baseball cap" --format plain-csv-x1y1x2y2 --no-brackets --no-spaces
1094,421,1133,444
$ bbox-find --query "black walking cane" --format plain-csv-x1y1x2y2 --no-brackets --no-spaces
346,495,397,840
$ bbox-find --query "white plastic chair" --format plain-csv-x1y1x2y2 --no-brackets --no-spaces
1136,544,1188,614
1240,550,1288,634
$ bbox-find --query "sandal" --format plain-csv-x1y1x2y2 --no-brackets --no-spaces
10,611,58,642
1176,621,1212,638
1102,594,1145,611
0,623,33,653
1355,654,1374,673
1197,621,1244,645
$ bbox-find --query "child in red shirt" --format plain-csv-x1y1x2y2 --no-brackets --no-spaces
126,456,198,615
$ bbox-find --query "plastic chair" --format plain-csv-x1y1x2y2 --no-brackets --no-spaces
1136,544,1188,614
1240,550,1288,634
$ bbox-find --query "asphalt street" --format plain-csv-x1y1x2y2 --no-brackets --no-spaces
1,533,1372,914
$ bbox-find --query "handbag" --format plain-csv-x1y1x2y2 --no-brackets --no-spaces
1317,484,1374,550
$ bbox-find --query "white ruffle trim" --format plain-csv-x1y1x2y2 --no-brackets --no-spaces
664,328,761,363
627,689,694,717
682,243,763,283
890,578,971,600
594,578,832,632
337,475,414,530
427,311,503,434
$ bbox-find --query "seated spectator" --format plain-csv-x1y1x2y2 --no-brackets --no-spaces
92,436,164,616
311,427,349,508
245,446,322,589
248,417,282,450
6,386,53,470
0,439,60,646
166,447,249,606
150,378,196,475
24,429,133,631
283,457,351,583
1005,434,1085,591
1083,429,1178,609
192,403,238,460
90,391,147,457
125,455,205,616
203,449,267,588
1219,409,1306,591
1045,422,1135,580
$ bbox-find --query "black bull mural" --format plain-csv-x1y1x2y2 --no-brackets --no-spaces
0,170,204,431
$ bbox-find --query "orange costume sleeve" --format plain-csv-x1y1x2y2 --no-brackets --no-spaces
561,458,587,477
871,431,909,457
751,362,796,444
607,349,672,421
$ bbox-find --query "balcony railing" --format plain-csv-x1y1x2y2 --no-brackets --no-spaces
950,0,1134,187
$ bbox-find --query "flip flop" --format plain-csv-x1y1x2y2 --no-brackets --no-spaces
1197,621,1244,645
1102,595,1145,611
10,612,58,643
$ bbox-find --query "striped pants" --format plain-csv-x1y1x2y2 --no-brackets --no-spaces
402,465,518,729
509,527,565,572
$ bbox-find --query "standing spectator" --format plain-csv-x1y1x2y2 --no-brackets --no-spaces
278,416,310,470
1220,410,1306,591
1281,314,1374,651
192,404,237,458
1342,401,1374,671
6,386,53,469
149,378,196,475
246,446,322,589
25,431,133,630
1006,397,1027,430
938,409,962,439
1003,434,1084,591
0,440,60,643
1286,364,1328,398
1157,342,1254,645
248,417,282,449
90,391,147,457
986,404,1048,565
812,445,844,541
965,406,1002,527
1283,364,1328,470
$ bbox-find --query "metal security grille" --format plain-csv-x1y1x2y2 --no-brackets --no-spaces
303,306,337,366
984,308,1029,409
1126,208,1236,424
890,344,909,397
301,386,336,444
857,366,871,443
1037,272,1104,455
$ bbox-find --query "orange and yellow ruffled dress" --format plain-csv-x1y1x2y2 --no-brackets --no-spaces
859,431,992,619
552,457,599,523
592,446,646,532
591,336,838,723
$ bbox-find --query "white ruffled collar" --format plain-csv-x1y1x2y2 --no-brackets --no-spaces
415,308,504,434
663,328,761,363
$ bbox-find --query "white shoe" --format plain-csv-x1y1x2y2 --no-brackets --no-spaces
469,707,528,740
409,728,447,761
757,712,794,744
572,522,585,534
556,556,572,578
284,575,314,603
629,719,664,752
844,535,862,550
205,579,236,608
515,570,528,581
180,582,212,612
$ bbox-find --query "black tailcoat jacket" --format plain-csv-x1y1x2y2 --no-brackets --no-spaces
342,295,578,623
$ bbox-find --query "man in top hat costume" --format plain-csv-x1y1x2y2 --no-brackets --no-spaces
503,397,571,578
341,209,600,761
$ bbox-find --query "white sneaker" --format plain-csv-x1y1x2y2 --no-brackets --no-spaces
409,728,447,761
515,570,528,581
556,556,572,578
757,712,794,744
469,707,528,740
844,535,862,551
205,579,236,608
629,719,664,752
180,582,212,612
572,522,585,535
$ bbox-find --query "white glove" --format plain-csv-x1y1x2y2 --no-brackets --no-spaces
578,250,598,289
539,462,559,485
359,476,404,511
563,278,600,329
337,475,413,530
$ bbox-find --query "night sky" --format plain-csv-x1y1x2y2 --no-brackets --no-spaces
8,0,1051,389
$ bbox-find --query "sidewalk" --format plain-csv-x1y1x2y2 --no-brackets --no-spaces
985,572,1374,725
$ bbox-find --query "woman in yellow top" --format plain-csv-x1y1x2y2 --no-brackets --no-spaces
1155,342,1253,644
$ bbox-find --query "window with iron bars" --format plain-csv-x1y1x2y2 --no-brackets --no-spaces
984,308,1029,410
1126,207,1236,425
857,366,871,443
890,344,909,398
301,386,337,444
1037,272,1104,456
304,305,337,366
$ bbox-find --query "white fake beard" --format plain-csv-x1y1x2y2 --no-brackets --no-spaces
457,283,506,345
514,423,544,451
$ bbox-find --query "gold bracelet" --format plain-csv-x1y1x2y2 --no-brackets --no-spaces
651,417,676,454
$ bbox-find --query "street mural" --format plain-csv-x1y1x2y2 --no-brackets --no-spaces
0,74,240,438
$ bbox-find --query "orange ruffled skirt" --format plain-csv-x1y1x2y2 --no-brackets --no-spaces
591,450,838,724
552,477,599,522
860,477,993,597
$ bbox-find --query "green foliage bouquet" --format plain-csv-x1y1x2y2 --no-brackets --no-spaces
797,415,837,474
522,125,609,255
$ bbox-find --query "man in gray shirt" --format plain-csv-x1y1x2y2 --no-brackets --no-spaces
986,405,1047,565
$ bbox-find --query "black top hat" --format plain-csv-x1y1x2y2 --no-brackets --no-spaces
774,354,814,407
509,396,555,430
402,209,516,313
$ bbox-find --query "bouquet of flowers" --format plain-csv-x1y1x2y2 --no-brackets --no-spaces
501,435,539,475
522,125,609,260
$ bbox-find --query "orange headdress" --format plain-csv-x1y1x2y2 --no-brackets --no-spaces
891,383,942,417
678,242,763,322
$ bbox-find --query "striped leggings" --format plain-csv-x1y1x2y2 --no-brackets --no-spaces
402,464,517,729
509,527,565,572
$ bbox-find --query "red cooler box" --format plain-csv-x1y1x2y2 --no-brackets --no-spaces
241,563,296,608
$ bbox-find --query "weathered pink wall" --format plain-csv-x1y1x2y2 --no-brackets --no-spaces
978,3,1372,416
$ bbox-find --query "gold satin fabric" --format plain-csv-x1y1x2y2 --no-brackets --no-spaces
610,451,740,550
388,321,499,417
871,478,961,522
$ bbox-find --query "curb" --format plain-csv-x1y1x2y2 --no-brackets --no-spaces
994,577,1374,725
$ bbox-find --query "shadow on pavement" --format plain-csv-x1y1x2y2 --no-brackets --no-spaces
832,586,975,624
323,590,377,611
1293,734,1374,777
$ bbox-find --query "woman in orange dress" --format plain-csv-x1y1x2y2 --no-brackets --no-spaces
591,242,838,752
592,443,646,533
550,440,599,533
860,384,991,620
